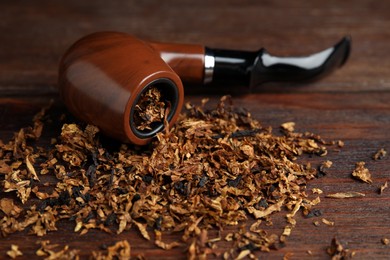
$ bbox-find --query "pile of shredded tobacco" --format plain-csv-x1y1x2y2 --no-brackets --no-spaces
133,87,167,131
1,96,341,258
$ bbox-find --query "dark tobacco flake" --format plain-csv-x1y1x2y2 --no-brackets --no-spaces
91,152,99,166
104,212,117,226
238,242,257,252
142,174,153,184
174,181,188,196
228,175,242,187
155,216,163,231
132,194,141,203
198,175,208,187
86,164,97,187
83,211,95,223
108,168,115,187
58,190,71,205
257,198,269,209
115,187,128,195
306,209,323,218
250,166,261,174
84,192,91,202
162,175,172,185
124,166,134,173
38,190,71,212
72,186,84,198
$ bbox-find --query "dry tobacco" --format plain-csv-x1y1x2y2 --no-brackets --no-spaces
322,218,335,226
327,237,355,259
0,96,340,258
92,240,131,260
6,244,23,259
379,181,388,194
318,160,333,178
326,192,365,199
312,188,323,194
36,240,79,260
373,148,387,160
133,87,167,131
352,161,372,184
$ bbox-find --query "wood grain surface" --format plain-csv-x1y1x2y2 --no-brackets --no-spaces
1,0,390,259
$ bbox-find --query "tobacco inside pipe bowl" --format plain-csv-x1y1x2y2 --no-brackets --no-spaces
130,78,179,139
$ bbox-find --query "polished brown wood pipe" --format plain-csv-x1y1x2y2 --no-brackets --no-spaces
59,31,350,144
59,32,184,145
149,42,206,84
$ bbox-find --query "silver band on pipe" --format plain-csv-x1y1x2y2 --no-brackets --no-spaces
204,48,215,84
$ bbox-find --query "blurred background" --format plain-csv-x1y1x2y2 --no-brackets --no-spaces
1,0,389,96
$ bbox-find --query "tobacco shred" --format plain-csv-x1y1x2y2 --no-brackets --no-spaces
327,237,355,259
373,148,387,160
322,218,335,226
318,160,333,178
337,140,345,148
312,188,323,194
379,181,388,194
326,192,365,199
352,162,372,184
6,244,23,259
281,122,295,132
0,96,343,257
92,240,131,260
36,240,79,259
283,252,294,260
0,198,23,217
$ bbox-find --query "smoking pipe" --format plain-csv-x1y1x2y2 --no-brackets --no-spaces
58,32,351,145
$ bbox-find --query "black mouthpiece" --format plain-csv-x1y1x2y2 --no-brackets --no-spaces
207,36,351,89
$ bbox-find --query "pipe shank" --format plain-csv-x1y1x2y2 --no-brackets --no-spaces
150,42,205,84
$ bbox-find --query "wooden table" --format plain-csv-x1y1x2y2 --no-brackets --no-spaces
1,0,389,259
